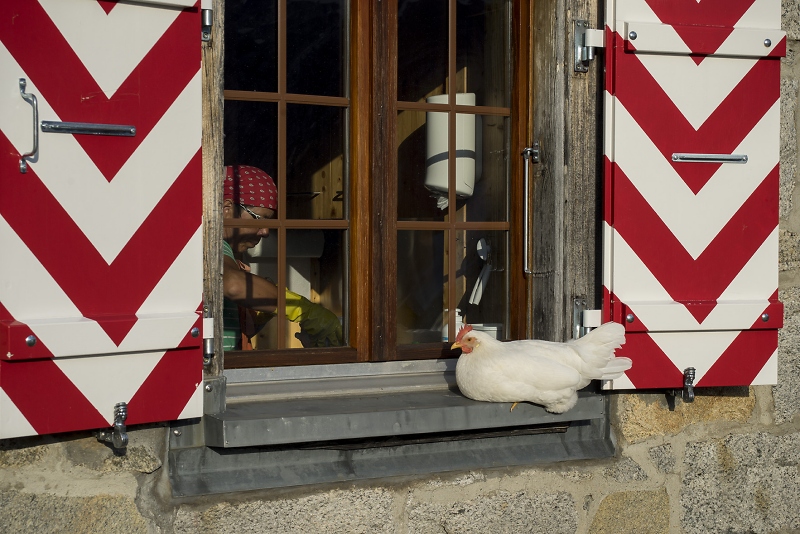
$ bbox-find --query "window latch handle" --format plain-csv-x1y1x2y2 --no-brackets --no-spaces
522,143,540,276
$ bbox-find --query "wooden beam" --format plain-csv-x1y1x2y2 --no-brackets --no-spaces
202,0,225,376
530,0,602,341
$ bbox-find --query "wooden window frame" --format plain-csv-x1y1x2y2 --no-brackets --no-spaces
204,0,554,371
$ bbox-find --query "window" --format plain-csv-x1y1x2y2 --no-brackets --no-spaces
170,0,614,494
221,0,527,366
222,0,349,363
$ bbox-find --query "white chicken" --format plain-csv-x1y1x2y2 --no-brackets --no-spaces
451,322,630,413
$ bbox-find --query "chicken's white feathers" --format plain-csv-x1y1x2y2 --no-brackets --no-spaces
453,322,630,413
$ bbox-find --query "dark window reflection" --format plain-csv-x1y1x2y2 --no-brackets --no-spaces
224,0,278,93
287,0,347,97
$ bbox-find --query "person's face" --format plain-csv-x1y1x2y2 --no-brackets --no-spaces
223,199,276,253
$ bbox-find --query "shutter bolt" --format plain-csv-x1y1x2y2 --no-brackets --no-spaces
629,31,637,40
761,313,770,322
172,429,182,437
25,335,36,347
205,384,213,392
191,327,200,338
625,313,635,323
764,38,771,47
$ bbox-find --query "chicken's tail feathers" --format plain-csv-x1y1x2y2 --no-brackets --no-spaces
570,322,625,351
598,357,633,379
568,322,628,373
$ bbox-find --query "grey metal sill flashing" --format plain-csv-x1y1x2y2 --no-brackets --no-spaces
169,360,615,495
170,417,614,496
204,359,607,448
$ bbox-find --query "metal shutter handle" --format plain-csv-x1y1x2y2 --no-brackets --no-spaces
18,79,38,174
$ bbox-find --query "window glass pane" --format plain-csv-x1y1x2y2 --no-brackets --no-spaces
224,100,278,181
224,0,278,93
287,0,347,97
223,224,281,352
397,230,446,344
456,229,508,339
457,0,511,108
244,230,347,349
397,110,448,221
397,0,448,102
286,104,347,220
397,110,508,223
464,114,509,223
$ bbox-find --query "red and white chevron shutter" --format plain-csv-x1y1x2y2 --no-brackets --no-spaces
0,1,203,438
603,0,786,389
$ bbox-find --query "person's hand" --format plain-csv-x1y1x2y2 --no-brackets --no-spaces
285,289,343,347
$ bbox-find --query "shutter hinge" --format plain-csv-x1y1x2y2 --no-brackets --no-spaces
201,3,213,42
574,20,606,73
572,297,602,339
202,316,215,367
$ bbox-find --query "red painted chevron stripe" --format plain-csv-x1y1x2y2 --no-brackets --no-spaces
1,358,108,434
616,331,685,389
0,132,201,345
0,345,202,434
696,328,776,386
0,1,199,181
617,330,775,389
604,26,617,95
613,162,778,322
603,154,614,223
614,33,779,194
127,346,201,425
644,0,756,61
98,0,118,15
613,298,776,388
0,303,55,360
0,322,55,361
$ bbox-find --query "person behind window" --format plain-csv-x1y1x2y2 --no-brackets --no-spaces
222,165,343,349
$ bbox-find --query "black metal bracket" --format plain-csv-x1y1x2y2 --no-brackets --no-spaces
666,367,696,411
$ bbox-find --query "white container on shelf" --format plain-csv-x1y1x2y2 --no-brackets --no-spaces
442,308,463,342
424,93,477,199
470,323,503,340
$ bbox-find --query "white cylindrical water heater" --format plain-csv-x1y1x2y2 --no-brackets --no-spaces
424,93,477,199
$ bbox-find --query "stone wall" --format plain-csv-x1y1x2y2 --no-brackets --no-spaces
1,7,799,534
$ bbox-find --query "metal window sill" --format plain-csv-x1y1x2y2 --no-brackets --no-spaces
204,359,607,448
168,360,615,496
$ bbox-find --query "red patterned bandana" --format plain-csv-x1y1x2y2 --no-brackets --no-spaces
224,165,277,210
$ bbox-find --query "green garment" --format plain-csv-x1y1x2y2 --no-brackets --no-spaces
222,240,344,350
222,240,241,351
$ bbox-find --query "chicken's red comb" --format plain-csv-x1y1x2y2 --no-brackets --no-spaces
455,324,473,343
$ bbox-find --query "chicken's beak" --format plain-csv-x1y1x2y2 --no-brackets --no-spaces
451,341,461,350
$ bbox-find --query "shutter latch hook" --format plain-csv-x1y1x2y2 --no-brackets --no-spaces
95,402,129,451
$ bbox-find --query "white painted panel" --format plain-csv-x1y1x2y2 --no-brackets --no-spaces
614,100,779,258
624,22,784,58
39,0,184,98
